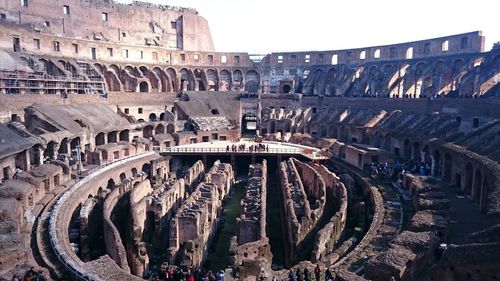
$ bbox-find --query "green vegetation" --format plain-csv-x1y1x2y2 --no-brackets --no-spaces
206,181,247,271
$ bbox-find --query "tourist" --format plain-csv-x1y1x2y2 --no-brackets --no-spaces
216,270,225,281
303,268,310,281
187,270,195,281
288,269,297,281
232,266,240,278
314,265,321,281
325,268,333,281
296,268,303,281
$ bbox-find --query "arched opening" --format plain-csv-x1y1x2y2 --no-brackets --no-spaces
119,130,129,142
403,139,411,159
131,168,138,177
44,141,57,160
143,126,153,138
142,163,151,178
443,153,452,181
473,169,482,202
159,113,165,121
59,138,69,155
107,131,118,144
95,132,105,146
139,81,149,93
167,124,175,134
433,150,441,176
242,113,257,137
413,142,421,161
464,163,473,195
282,84,292,94
149,113,157,122
422,145,430,163
155,124,165,135
106,178,115,190
119,173,127,182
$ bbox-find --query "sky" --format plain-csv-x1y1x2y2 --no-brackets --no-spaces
116,0,499,54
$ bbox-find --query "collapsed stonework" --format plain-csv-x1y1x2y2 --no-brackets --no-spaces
231,160,272,268
168,161,234,268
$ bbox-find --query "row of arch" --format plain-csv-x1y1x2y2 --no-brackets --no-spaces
92,63,261,93
265,119,495,212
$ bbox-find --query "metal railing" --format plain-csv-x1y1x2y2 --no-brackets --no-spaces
156,146,329,160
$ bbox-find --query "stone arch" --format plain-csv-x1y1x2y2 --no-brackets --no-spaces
153,67,169,92
58,138,69,155
413,142,421,161
142,163,151,177
245,70,260,93
166,68,178,92
44,141,57,160
206,69,218,91
179,68,195,91
233,70,243,90
107,131,118,143
219,69,231,91
155,124,165,134
119,173,127,182
119,130,129,142
193,68,207,91
106,178,115,190
93,63,105,74
143,126,154,138
149,113,157,122
95,132,106,146
138,81,150,93
131,168,138,177
167,124,175,134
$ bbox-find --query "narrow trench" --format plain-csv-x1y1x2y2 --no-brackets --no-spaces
205,178,247,271
266,172,287,268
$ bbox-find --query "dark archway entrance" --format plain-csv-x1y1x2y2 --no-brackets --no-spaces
282,84,292,94
241,113,257,137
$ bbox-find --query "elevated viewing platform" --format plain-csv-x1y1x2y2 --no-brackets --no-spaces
157,140,330,161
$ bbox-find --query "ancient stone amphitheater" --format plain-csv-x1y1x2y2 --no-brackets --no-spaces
0,1,499,281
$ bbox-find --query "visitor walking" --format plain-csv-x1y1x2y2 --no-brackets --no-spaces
325,268,333,281
296,268,303,281
314,265,321,281
303,268,311,281
288,269,297,281
216,270,225,281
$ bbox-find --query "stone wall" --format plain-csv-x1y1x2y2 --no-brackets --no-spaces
168,161,234,267
232,160,272,266
311,164,348,263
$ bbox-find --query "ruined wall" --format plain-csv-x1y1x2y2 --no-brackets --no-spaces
233,160,272,265
103,180,134,273
168,161,234,267
128,179,154,277
311,164,348,263
0,0,213,52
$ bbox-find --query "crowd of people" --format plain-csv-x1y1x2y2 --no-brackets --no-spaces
366,159,432,181
145,264,337,281
286,265,333,281
11,267,47,281
226,143,269,153
147,265,226,281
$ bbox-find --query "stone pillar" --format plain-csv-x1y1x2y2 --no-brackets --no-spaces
431,156,436,176
38,147,44,165
25,149,31,171
52,143,59,160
